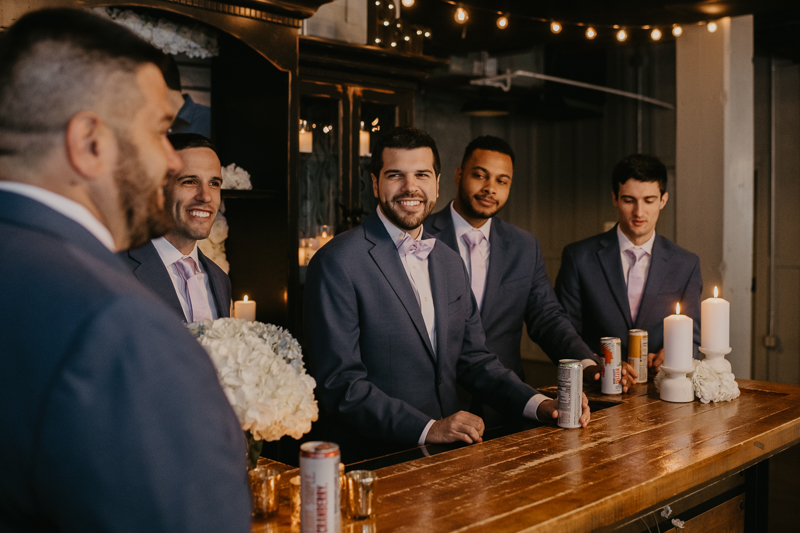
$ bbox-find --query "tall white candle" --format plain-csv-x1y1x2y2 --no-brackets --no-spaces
664,303,693,370
234,295,256,322
701,286,730,351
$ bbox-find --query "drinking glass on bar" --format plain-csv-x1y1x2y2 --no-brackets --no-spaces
345,470,377,520
248,467,280,517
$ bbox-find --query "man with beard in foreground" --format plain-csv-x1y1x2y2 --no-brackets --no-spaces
425,136,606,425
0,9,250,532
304,127,589,461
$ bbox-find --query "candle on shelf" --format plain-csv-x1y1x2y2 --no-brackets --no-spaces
359,121,371,157
317,225,333,248
701,286,730,351
663,303,693,370
234,295,256,322
299,121,313,154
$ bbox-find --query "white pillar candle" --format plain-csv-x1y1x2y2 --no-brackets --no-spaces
359,129,371,157
234,295,256,322
664,303,693,370
701,286,730,351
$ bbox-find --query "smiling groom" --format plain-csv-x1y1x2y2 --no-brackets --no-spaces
121,133,231,321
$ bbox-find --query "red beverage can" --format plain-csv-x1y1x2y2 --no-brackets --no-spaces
299,441,341,533
601,337,622,394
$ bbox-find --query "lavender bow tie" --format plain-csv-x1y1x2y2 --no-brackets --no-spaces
397,232,436,260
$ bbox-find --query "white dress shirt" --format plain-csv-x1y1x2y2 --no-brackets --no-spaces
617,225,656,286
151,237,219,322
0,182,116,251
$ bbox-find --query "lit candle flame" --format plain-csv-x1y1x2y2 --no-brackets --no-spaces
714,286,719,298
322,231,328,238
243,295,249,302
676,302,681,315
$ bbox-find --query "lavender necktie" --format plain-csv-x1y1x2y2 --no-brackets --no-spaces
626,248,647,322
463,229,487,310
174,256,213,322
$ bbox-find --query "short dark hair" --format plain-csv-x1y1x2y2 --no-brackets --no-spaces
461,135,515,167
370,126,440,178
611,154,667,196
168,133,217,155
162,54,182,92
0,8,167,158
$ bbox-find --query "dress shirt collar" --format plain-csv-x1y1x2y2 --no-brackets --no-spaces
377,206,423,245
617,224,655,256
151,236,202,270
0,181,116,251
450,201,492,243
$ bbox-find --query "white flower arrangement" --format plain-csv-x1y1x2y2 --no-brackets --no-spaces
654,360,741,404
198,212,230,274
92,8,219,58
188,318,319,442
221,163,253,190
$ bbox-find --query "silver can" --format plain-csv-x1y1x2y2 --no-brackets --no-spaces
299,441,341,533
628,329,649,384
601,337,622,394
557,359,583,428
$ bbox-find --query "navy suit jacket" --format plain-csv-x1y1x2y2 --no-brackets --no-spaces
304,212,537,446
0,191,249,532
424,207,595,379
120,240,231,320
555,226,702,360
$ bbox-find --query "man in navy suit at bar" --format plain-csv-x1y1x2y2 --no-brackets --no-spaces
0,9,249,532
304,127,590,460
121,133,231,321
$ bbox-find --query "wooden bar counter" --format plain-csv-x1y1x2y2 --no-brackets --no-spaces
253,379,800,532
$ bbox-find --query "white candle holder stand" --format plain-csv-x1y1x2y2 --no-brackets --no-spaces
659,365,695,403
699,347,732,374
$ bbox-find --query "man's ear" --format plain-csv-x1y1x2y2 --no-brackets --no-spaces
612,191,619,208
454,166,463,187
372,173,379,198
660,191,669,209
64,111,114,181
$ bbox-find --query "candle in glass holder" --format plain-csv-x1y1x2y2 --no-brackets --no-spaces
317,225,333,248
701,286,730,351
663,303,693,370
234,295,256,321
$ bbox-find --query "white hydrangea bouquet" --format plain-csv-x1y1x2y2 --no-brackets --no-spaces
221,163,252,190
188,318,318,468
197,213,229,274
655,359,740,404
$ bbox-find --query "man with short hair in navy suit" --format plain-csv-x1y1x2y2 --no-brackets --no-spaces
304,127,590,459
555,154,702,380
0,9,249,532
424,136,608,420
120,133,231,321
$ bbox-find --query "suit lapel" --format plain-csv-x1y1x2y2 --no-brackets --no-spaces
481,218,507,321
198,249,227,317
430,208,460,251
128,241,185,318
634,234,671,328
364,215,436,361
597,229,633,328
428,246,449,368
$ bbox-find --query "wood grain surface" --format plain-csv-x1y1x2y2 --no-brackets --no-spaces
252,379,800,532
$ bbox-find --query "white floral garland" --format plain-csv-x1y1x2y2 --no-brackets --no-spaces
654,360,740,404
92,7,219,58
188,318,319,442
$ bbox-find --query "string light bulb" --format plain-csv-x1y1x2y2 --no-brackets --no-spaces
496,14,509,30
651,28,662,41
707,21,718,32
454,5,469,24
550,21,562,34
585,27,597,40
401,0,414,7
616,29,628,42
672,25,683,37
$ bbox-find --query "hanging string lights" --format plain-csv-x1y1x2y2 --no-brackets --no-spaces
435,0,720,42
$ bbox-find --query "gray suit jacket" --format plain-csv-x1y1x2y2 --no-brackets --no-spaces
304,212,537,445
0,190,249,532
120,240,231,320
424,207,595,380
555,226,702,360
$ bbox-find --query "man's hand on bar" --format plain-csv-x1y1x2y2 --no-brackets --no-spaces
539,394,591,428
426,411,485,444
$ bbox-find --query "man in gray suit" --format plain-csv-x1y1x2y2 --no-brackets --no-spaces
424,136,607,416
304,127,590,457
555,154,702,378
121,133,231,321
0,9,249,532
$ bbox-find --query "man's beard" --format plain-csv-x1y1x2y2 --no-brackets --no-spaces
458,186,503,220
113,134,172,249
380,193,436,232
